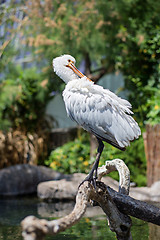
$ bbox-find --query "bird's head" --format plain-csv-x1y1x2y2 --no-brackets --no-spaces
53,54,90,84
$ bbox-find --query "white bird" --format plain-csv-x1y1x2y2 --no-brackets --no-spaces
53,54,141,185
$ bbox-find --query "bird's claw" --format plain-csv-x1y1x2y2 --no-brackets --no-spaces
78,175,97,190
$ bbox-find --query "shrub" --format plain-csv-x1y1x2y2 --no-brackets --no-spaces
45,133,90,174
100,135,146,186
46,132,146,186
145,85,160,125
0,66,53,166
0,66,52,132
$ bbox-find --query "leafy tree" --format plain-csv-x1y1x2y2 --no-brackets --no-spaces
17,0,160,125
100,0,160,124
1,0,160,125
1,0,159,170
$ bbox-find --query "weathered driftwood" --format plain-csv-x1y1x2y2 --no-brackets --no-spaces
21,181,90,240
21,159,160,240
98,159,130,195
21,182,132,240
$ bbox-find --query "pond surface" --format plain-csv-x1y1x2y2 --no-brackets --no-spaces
0,196,159,240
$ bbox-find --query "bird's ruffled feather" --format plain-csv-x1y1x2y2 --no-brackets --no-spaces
63,77,141,149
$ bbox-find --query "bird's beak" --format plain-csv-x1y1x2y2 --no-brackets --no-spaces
67,61,92,82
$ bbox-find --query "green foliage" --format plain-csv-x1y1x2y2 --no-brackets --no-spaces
46,132,146,186
0,66,52,132
100,135,146,186
103,1,160,125
13,0,159,126
52,217,117,240
23,0,106,65
45,133,90,174
145,84,160,125
1,0,159,173
56,217,148,240
0,216,149,240
0,80,19,130
2,0,160,126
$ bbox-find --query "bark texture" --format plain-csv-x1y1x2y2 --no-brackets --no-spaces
143,124,160,187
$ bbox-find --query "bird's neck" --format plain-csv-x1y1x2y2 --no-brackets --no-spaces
62,72,80,84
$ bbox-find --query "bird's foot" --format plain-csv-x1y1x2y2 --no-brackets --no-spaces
78,174,97,189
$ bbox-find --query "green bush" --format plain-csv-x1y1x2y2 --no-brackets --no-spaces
100,135,146,186
116,25,160,125
45,133,91,174
46,132,146,186
145,85,160,125
0,66,52,132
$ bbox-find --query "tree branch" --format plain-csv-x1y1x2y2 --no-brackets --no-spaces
21,181,132,240
98,159,130,195
90,182,132,240
107,186,160,226
21,181,91,240
84,52,91,76
21,159,160,240
83,52,112,83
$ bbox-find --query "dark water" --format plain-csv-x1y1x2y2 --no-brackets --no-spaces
0,196,159,240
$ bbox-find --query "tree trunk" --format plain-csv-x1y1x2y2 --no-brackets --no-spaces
143,124,160,187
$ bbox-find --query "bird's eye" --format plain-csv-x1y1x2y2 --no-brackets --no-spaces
68,59,71,63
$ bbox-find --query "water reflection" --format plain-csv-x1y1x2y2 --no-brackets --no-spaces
0,196,159,240
0,196,38,225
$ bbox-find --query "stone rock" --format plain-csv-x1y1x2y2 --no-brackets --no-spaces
38,174,160,202
150,181,160,201
37,173,119,200
37,173,85,200
0,164,69,196
1,163,160,202
130,180,160,202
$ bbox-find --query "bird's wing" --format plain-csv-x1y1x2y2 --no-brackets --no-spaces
63,78,141,149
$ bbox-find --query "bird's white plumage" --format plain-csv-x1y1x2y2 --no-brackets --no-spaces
53,54,141,150
53,55,79,83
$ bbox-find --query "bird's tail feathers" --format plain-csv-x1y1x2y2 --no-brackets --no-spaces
91,130,126,151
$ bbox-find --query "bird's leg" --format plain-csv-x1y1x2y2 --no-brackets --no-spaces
79,138,104,188
92,138,104,187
